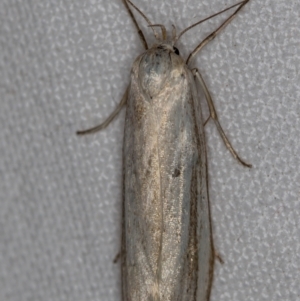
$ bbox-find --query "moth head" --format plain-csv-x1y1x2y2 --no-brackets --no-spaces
156,43,180,56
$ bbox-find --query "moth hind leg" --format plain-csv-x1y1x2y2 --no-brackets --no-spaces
193,68,252,168
214,250,224,264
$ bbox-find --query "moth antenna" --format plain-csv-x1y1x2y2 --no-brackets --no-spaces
126,0,160,39
176,1,244,43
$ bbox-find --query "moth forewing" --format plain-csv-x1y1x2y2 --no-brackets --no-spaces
122,47,213,300
77,1,252,300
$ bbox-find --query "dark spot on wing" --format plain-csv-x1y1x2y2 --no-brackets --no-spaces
172,168,181,178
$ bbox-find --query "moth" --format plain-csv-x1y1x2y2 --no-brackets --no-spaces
77,0,251,300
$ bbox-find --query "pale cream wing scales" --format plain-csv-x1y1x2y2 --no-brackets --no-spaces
188,71,215,301
154,70,201,301
123,52,163,301
123,48,213,301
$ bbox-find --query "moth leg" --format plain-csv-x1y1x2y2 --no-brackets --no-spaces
113,250,122,263
193,68,252,168
122,0,148,50
203,115,211,127
76,86,129,135
214,251,224,264
187,0,250,65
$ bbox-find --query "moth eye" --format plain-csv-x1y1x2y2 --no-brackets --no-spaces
173,47,180,55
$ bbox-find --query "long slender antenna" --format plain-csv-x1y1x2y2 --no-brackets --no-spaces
122,0,148,49
126,0,152,26
126,0,160,40
176,1,244,42
187,0,250,65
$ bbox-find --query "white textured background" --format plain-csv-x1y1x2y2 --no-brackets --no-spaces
0,0,299,300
